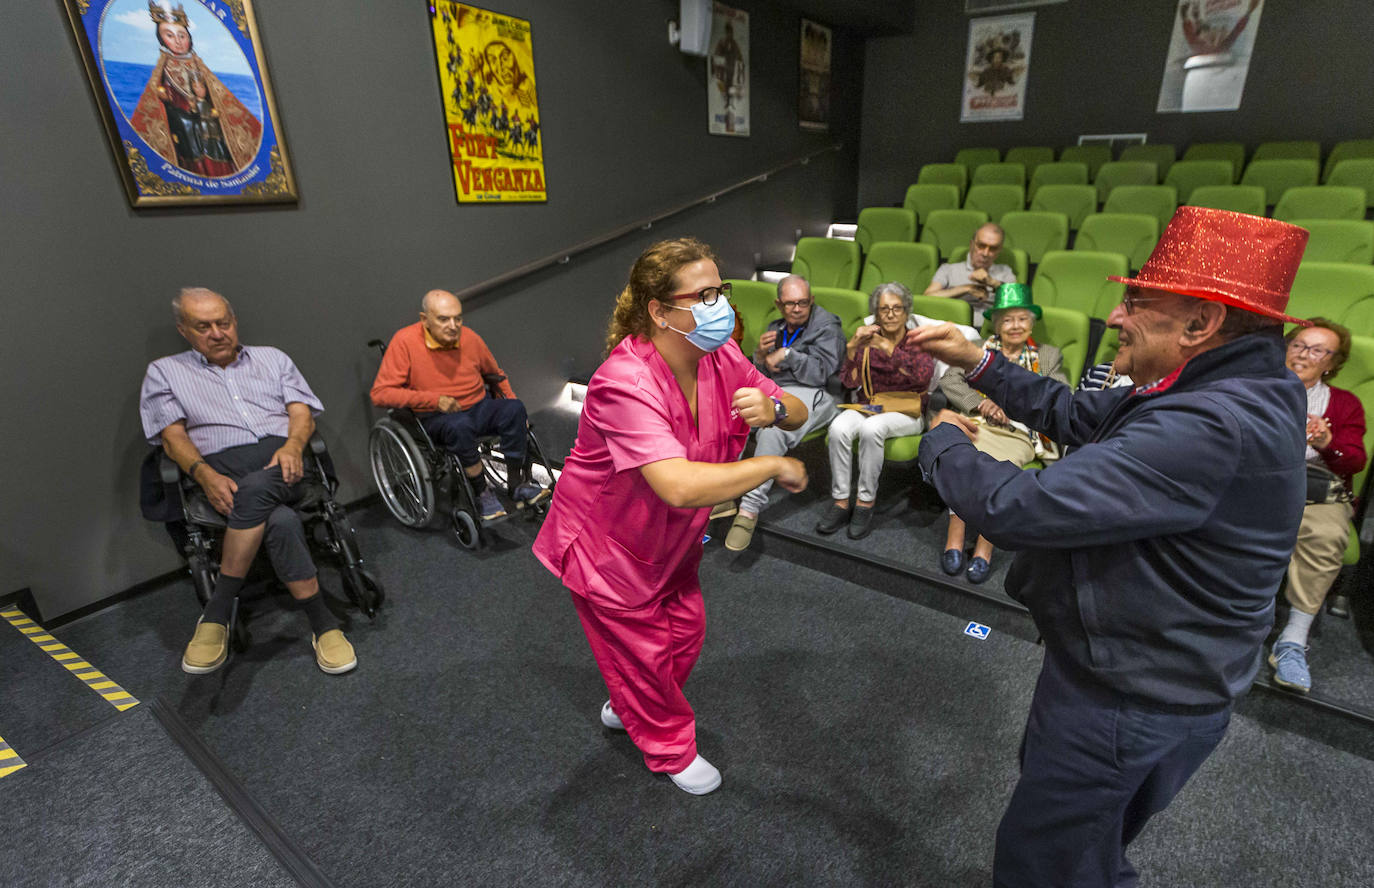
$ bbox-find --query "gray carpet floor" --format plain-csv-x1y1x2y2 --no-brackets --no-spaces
0,706,298,888
752,436,1374,716
0,501,1369,886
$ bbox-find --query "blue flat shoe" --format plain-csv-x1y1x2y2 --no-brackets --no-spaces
966,557,991,584
940,548,965,575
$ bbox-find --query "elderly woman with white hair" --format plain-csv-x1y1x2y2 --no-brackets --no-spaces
816,282,936,540
938,284,1068,583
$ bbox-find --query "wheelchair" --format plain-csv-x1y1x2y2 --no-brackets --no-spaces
152,434,385,653
366,339,557,549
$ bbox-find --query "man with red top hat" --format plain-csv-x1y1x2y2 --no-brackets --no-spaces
910,206,1311,887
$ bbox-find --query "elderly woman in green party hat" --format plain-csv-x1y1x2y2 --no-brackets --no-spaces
937,283,1069,583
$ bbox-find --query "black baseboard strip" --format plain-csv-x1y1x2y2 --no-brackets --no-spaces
148,698,338,888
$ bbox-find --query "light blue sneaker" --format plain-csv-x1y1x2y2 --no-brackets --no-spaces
1268,641,1311,694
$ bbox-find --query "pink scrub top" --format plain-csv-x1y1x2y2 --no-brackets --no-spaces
533,334,782,610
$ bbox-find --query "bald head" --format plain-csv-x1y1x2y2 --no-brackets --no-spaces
968,223,1005,271
420,289,464,347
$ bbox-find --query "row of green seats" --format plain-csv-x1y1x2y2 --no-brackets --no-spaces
952,140,1374,184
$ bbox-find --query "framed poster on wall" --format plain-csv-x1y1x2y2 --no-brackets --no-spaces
62,0,298,207
799,19,831,132
960,13,1035,122
1156,0,1264,113
429,2,547,202
708,3,749,136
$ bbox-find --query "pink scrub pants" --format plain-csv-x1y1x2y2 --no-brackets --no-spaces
571,580,705,774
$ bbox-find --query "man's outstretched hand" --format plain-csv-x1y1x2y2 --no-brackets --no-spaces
907,324,985,370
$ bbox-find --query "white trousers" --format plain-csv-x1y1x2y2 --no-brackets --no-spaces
827,409,923,503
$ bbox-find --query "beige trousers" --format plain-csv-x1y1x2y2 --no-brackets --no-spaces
1285,501,1354,614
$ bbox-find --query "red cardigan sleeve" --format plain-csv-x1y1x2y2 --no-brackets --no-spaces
1320,386,1367,489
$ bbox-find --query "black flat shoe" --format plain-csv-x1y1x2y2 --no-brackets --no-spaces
941,548,965,575
815,502,850,535
966,557,991,584
847,505,875,540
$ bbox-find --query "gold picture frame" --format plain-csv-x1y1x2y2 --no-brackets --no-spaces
62,0,298,206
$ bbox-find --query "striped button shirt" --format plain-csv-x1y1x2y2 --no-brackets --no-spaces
139,346,324,453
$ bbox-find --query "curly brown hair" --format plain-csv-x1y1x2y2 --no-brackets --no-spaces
1285,316,1352,378
604,237,717,355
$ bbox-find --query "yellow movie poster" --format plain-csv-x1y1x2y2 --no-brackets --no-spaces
429,2,546,203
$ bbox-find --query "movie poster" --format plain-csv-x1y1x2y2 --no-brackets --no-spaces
799,19,831,132
1156,0,1263,113
960,13,1035,123
429,2,546,202
708,3,749,137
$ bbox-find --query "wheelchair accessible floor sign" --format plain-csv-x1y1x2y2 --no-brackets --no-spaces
964,621,991,640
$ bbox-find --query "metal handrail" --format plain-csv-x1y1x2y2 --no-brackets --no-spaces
455,142,844,301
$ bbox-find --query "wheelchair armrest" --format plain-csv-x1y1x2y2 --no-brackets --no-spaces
309,433,327,455
483,372,509,400
159,452,182,485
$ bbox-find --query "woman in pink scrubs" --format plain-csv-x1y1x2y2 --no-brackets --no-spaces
533,238,808,795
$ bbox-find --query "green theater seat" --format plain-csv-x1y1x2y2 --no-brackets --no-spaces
855,207,917,253
792,237,862,290
1186,185,1267,217
858,242,940,296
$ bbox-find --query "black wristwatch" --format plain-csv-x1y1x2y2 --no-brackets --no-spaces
771,396,787,426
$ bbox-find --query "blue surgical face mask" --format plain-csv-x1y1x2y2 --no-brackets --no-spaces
665,297,736,353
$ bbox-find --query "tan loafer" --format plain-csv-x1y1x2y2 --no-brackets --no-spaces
709,501,738,520
182,621,228,674
312,629,357,675
724,514,757,551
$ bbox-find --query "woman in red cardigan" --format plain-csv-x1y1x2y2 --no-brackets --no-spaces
1270,318,1368,694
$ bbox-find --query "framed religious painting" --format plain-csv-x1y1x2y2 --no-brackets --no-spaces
61,0,298,207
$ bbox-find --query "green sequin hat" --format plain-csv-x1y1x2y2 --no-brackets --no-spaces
990,282,1041,319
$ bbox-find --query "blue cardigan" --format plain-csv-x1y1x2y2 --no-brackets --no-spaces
919,330,1307,709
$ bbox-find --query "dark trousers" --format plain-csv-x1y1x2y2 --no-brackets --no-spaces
993,651,1232,888
419,397,528,469
203,437,316,583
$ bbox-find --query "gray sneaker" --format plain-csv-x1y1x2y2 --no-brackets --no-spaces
1268,641,1311,694
477,489,507,521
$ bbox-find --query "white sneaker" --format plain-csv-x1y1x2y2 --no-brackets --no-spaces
668,754,721,795
600,700,625,730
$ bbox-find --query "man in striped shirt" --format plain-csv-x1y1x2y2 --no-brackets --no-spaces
140,288,356,677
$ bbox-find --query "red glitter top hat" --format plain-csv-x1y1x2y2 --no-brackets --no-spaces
1108,205,1311,326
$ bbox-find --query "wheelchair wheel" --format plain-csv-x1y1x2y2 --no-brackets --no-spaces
370,418,435,527
450,507,480,550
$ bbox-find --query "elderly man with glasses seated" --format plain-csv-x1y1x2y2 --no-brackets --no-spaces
723,274,845,551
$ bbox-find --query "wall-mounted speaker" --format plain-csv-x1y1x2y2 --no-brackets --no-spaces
674,0,712,57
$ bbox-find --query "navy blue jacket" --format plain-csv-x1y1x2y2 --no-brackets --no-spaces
919,331,1307,709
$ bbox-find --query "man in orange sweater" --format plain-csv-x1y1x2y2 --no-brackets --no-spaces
371,289,548,519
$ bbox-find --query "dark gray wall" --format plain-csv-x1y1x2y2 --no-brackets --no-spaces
859,2,1373,207
0,1,863,618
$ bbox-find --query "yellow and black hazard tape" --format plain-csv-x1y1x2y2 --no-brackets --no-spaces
0,734,26,779
0,607,139,713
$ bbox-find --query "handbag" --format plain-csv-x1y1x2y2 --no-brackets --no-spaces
1306,461,1354,505
838,346,926,419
